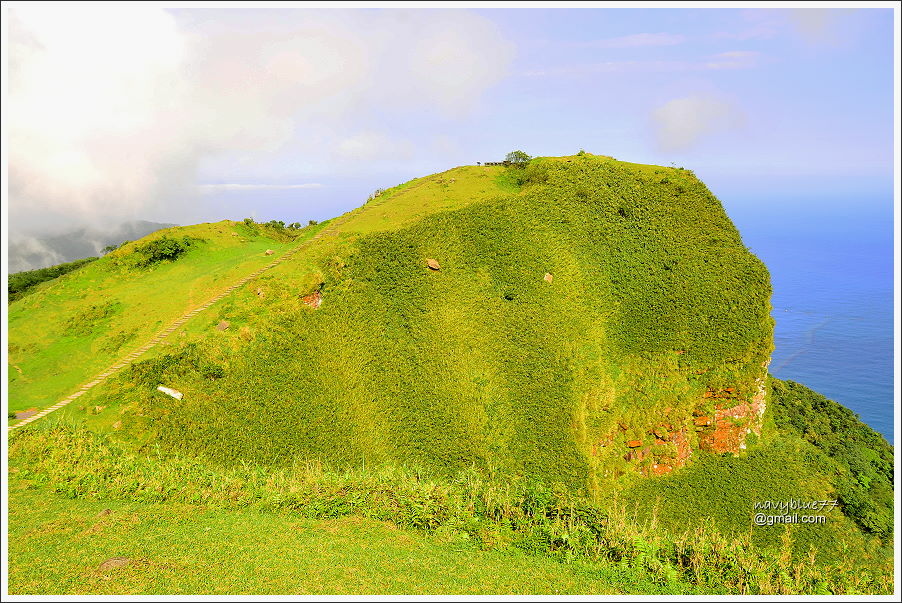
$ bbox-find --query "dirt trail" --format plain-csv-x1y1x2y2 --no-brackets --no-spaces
7,218,349,431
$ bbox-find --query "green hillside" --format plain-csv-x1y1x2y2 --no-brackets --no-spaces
7,220,322,414
7,153,893,593
15,154,773,485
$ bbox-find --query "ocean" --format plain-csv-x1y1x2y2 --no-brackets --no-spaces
725,199,895,442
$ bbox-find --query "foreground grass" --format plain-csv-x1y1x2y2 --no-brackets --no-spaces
8,425,892,595
8,483,699,595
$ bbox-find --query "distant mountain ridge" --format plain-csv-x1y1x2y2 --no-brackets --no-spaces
8,220,178,273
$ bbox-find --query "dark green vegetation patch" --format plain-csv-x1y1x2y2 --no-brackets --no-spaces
8,257,98,302
770,379,893,538
132,235,205,268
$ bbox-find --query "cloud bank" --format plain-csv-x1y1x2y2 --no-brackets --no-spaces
8,7,514,234
651,95,744,152
580,32,686,48
197,183,323,193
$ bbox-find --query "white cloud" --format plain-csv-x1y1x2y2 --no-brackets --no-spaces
716,8,859,45
578,32,686,48
651,95,745,152
524,51,762,77
8,7,513,233
703,50,762,70
197,183,323,193
787,8,856,43
334,131,416,162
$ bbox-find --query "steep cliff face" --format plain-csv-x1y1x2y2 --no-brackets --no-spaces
49,154,775,493
611,366,770,478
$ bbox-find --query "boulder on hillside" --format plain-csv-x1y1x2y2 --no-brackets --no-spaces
157,386,183,400
301,290,322,309
426,258,441,271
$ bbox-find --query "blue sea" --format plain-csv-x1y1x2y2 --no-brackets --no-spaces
724,198,895,442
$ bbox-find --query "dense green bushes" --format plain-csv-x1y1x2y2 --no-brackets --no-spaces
127,343,226,388
769,379,893,538
133,235,203,267
8,257,97,302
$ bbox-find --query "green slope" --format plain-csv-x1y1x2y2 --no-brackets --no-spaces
24,154,771,490
6,153,893,593
7,220,322,416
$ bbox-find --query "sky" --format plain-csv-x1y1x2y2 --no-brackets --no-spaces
4,4,897,238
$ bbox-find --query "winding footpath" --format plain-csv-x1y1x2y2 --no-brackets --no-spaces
8,218,349,432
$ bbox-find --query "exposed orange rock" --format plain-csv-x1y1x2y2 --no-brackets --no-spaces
611,368,768,476
651,463,673,476
426,258,441,270
697,375,767,454
301,290,322,309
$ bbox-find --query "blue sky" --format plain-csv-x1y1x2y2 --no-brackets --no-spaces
6,5,896,233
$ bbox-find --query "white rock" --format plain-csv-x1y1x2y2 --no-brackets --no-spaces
157,386,183,400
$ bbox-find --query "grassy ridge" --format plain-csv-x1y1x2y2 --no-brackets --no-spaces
6,220,322,416
81,155,771,491
8,483,702,596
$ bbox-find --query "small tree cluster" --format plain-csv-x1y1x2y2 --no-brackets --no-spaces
505,150,532,167
102,241,129,255
366,188,387,203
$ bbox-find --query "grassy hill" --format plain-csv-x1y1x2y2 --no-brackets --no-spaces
19,155,773,482
6,153,893,594
7,220,323,414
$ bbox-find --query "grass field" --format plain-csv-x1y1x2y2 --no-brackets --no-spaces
8,481,704,596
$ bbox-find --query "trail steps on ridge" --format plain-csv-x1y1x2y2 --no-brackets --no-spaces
7,218,348,431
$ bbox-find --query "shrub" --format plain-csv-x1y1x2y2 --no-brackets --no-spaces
133,236,202,268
